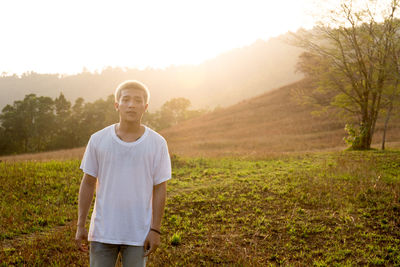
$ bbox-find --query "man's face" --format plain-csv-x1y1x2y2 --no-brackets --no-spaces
115,88,148,123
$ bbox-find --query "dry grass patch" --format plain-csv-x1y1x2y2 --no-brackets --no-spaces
162,80,400,157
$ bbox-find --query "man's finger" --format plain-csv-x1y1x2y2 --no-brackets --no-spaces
144,238,151,249
79,243,89,252
144,245,153,257
75,236,88,252
143,238,153,257
144,243,159,257
143,239,150,256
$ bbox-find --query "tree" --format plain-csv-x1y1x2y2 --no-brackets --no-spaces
142,98,206,131
0,94,55,153
81,96,118,138
292,0,400,150
157,98,192,130
61,97,86,148
381,29,400,149
34,95,55,151
0,104,23,153
162,98,191,124
104,94,119,126
0,127,8,155
52,92,72,149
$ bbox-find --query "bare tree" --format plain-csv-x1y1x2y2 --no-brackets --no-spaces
382,31,400,149
292,0,400,150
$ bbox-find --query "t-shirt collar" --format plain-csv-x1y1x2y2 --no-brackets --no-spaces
111,123,148,147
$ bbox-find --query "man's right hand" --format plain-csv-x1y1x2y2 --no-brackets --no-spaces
75,173,96,252
75,226,89,252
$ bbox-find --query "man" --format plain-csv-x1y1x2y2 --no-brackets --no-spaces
75,80,171,267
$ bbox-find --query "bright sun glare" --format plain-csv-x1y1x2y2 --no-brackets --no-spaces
0,0,315,75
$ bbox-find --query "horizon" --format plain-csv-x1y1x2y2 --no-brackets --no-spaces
0,35,298,78
0,0,318,76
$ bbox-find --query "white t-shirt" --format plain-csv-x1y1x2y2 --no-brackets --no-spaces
80,124,171,246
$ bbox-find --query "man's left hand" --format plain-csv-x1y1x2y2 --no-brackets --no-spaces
143,230,160,257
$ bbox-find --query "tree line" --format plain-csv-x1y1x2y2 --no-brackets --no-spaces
0,93,205,155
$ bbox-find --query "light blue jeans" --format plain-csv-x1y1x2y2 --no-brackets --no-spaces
90,241,147,267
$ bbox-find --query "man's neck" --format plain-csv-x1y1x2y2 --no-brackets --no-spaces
118,120,142,134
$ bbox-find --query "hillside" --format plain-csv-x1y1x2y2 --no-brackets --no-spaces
161,79,400,157
1,80,399,162
0,35,303,111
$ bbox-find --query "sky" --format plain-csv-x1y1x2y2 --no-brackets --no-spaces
0,0,318,75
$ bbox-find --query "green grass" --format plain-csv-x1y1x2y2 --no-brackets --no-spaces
0,160,82,240
1,150,400,266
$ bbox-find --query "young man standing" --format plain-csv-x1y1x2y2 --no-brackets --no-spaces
75,80,171,266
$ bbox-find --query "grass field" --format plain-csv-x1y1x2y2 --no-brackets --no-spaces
1,150,399,266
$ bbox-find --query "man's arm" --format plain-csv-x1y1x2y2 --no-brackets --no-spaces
75,173,97,252
144,181,167,257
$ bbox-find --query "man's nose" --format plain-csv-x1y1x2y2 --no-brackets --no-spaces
128,100,136,107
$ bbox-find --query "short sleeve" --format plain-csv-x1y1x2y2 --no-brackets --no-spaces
80,136,99,178
153,140,172,185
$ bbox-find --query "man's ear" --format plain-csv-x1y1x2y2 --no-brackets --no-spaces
114,101,119,111
144,103,149,112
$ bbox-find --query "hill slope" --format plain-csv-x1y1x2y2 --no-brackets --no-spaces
161,80,400,156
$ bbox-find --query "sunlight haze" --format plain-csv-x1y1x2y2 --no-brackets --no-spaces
0,0,316,75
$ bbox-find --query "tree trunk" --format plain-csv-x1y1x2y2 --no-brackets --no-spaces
38,136,41,152
24,138,28,153
381,103,393,150
357,118,373,150
359,127,372,150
